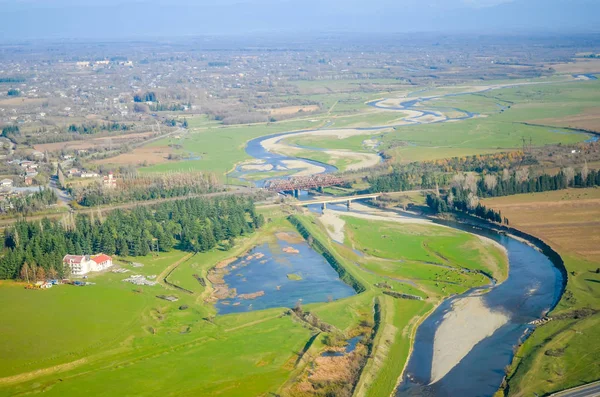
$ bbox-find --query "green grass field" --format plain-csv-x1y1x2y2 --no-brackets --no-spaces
0,207,511,396
343,216,507,283
141,119,325,176
355,296,431,397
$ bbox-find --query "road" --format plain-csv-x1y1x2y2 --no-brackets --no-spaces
551,381,600,397
49,176,72,205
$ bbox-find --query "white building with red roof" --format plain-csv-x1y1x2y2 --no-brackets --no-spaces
63,254,113,276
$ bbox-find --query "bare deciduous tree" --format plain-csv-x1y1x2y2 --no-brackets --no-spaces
563,167,575,186
515,167,529,183
447,191,454,208
464,173,479,194
502,168,511,182
452,173,465,189
581,162,589,183
467,192,479,210
20,262,30,282
484,174,498,192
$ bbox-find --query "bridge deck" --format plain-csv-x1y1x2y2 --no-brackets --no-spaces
295,193,381,206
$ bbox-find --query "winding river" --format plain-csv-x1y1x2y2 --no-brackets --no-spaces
232,78,595,185
396,217,564,396
234,82,584,395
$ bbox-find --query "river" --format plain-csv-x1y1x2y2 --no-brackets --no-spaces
231,78,595,185
236,83,580,396
396,217,564,396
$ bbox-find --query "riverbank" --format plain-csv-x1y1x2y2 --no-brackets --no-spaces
306,202,512,396
398,208,563,396
483,190,600,396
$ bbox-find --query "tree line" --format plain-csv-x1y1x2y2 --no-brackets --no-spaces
0,196,264,280
425,166,600,223
149,102,189,112
133,92,157,102
1,125,20,138
67,122,132,134
67,172,220,206
368,169,448,193
0,188,58,215
426,192,504,224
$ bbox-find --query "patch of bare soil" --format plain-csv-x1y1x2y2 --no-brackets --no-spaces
93,146,174,165
289,346,367,397
275,231,304,244
282,247,300,254
551,59,600,74
533,107,600,133
237,291,265,300
269,105,320,116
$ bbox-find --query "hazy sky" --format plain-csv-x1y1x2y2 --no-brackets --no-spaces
1,0,598,40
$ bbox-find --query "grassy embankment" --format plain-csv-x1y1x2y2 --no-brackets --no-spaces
483,188,600,396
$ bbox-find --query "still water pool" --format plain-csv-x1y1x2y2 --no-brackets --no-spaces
216,233,356,314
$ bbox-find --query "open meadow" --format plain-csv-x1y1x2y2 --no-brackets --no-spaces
140,118,327,177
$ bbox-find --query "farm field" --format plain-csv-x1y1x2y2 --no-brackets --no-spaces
483,188,600,396
0,207,508,396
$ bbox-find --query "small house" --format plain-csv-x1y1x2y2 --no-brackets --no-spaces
63,253,113,276
0,178,13,188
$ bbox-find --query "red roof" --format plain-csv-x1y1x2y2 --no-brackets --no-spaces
92,254,112,264
63,255,84,264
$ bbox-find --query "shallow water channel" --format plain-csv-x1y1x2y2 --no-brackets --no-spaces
215,234,356,315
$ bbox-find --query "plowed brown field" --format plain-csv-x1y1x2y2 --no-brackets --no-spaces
483,188,600,261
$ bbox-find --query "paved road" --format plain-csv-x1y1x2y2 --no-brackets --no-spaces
551,381,600,397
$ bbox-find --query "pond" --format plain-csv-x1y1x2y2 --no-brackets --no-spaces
215,232,356,314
